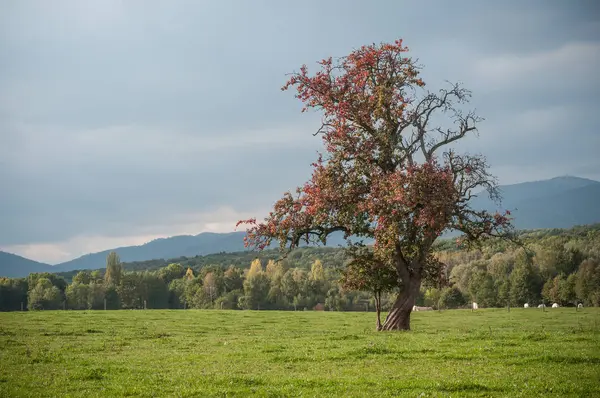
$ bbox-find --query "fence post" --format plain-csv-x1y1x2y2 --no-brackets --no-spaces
104,298,107,311
21,302,24,311
144,300,147,310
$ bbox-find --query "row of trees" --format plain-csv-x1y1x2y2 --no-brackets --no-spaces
1,225,599,312
0,253,375,312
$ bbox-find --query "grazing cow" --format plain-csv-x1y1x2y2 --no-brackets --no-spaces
538,304,546,309
472,302,478,310
552,303,559,308
577,303,584,309
524,303,529,308
412,306,433,311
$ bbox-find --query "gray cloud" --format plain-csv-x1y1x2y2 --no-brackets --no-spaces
1,0,599,262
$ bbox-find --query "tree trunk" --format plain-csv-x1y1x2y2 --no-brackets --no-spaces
381,277,421,331
375,291,382,331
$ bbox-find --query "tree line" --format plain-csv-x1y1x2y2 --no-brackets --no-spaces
1,224,599,312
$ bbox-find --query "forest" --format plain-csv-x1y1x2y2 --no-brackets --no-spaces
1,224,599,312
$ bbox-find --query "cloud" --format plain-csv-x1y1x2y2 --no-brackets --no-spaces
3,206,267,264
472,41,600,94
1,0,599,262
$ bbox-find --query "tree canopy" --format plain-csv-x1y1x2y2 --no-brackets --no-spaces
238,39,514,330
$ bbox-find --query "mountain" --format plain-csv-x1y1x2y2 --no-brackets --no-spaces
469,176,600,230
53,232,250,272
2,176,600,277
0,251,53,278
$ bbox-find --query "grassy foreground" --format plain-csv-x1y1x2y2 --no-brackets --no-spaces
1,309,599,397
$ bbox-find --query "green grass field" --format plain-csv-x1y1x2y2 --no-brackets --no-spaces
1,309,599,397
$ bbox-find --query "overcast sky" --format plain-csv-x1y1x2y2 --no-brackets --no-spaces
1,0,599,264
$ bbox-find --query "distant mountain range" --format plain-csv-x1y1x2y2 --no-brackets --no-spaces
0,251,56,278
470,176,600,230
1,176,599,278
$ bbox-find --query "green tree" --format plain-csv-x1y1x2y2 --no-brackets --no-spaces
87,282,106,309
468,269,497,307
509,250,539,306
90,270,103,283
439,286,466,309
243,262,270,310
105,252,123,286
168,279,186,308
159,263,185,284
73,271,92,285
575,258,600,306
28,278,62,310
560,273,577,305
224,266,244,292
142,272,169,309
66,283,90,310
0,278,28,311
423,288,441,309
118,272,143,309
104,284,120,309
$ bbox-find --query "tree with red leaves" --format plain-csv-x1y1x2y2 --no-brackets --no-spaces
237,40,513,331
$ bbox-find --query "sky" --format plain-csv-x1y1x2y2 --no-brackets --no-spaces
1,0,599,264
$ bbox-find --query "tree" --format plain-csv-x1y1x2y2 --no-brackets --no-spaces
90,270,103,283
341,246,397,329
468,269,497,307
224,266,244,292
243,260,270,310
87,282,106,309
560,273,577,305
0,278,28,311
159,263,185,284
203,272,219,305
509,250,540,306
104,252,123,286
439,286,466,309
28,278,62,310
118,273,143,309
265,261,286,307
66,283,90,310
575,258,600,306
168,279,186,308
238,39,513,330
73,271,92,285
185,268,195,281
142,272,169,309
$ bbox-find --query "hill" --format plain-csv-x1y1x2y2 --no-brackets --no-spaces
53,232,250,272
470,176,600,230
2,176,599,277
0,251,53,278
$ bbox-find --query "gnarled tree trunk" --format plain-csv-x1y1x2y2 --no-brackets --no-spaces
381,276,421,331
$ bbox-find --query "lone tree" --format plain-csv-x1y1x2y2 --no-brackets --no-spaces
104,251,123,286
237,39,513,330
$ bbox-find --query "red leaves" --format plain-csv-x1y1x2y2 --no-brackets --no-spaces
237,38,513,290
280,39,424,159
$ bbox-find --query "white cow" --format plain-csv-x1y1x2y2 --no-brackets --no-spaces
577,303,584,309
552,303,559,308
472,302,478,310
412,306,433,311
538,304,546,309
524,303,529,308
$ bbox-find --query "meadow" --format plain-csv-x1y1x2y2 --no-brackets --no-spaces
1,309,599,397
